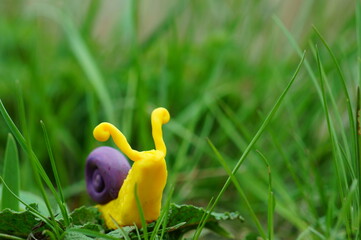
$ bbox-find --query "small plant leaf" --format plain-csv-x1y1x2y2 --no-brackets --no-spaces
166,203,243,238
66,228,119,240
167,203,243,227
0,204,38,238
1,133,20,211
63,231,101,240
106,226,136,238
69,206,103,227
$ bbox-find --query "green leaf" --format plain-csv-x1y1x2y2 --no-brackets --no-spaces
63,231,96,240
106,226,136,239
0,204,38,238
167,203,243,227
69,206,103,227
166,203,243,238
66,228,119,240
1,133,20,211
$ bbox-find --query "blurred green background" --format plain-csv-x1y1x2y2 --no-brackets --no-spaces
0,0,359,239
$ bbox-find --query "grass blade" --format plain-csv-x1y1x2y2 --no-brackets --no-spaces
133,223,142,240
0,233,25,240
357,0,361,87
109,215,131,240
356,87,361,233
207,139,266,238
356,1,361,235
200,51,305,237
316,46,353,238
312,25,355,128
43,230,57,240
1,134,20,211
40,120,70,226
134,184,149,240
15,91,61,236
119,228,131,240
256,150,275,240
334,180,358,235
312,25,356,165
192,197,215,240
275,18,353,167
0,100,62,236
160,186,176,239
151,186,174,240
0,100,60,202
273,16,321,97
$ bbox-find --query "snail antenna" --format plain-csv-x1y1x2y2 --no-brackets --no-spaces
151,108,170,156
93,122,142,161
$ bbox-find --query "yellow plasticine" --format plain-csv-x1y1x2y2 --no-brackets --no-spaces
92,107,170,229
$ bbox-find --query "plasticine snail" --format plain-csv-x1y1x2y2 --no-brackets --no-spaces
85,107,170,229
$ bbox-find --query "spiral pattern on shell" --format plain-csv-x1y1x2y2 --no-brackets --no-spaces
85,146,131,204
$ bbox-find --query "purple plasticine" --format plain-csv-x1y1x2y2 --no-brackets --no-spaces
85,146,131,204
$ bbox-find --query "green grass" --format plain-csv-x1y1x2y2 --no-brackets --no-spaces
1,134,20,212
0,0,360,239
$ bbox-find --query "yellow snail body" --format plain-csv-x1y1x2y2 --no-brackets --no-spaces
90,107,170,229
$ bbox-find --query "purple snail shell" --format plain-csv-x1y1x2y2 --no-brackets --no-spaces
85,146,131,204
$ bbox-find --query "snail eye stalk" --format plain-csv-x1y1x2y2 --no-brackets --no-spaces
93,122,142,161
93,108,170,160
151,107,170,156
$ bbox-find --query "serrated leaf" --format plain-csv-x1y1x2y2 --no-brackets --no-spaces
106,226,136,238
1,133,20,211
0,204,38,237
77,223,104,232
70,206,103,226
63,231,94,240
167,203,243,227
210,210,244,222
166,203,243,238
66,228,119,240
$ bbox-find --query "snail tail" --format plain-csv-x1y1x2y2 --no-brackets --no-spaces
151,107,170,156
93,122,142,161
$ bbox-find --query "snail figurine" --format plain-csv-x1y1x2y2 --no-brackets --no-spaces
85,107,170,229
